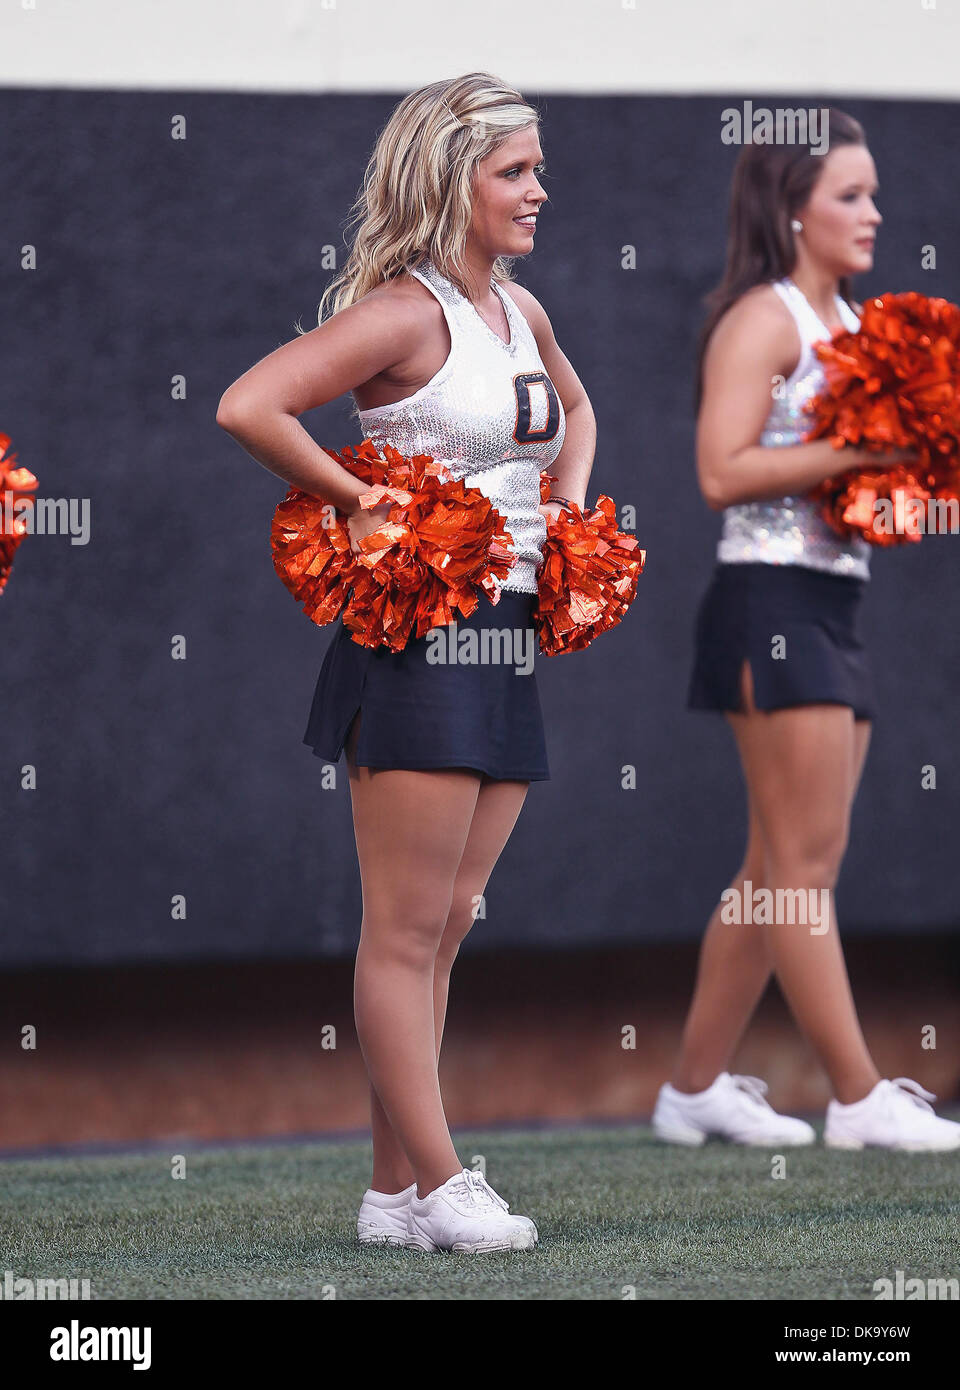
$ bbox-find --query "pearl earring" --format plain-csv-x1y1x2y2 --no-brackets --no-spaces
790,219,803,233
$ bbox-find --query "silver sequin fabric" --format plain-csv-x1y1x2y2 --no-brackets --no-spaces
354,257,566,594
717,278,871,580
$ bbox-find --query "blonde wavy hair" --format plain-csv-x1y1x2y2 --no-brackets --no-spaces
309,72,541,326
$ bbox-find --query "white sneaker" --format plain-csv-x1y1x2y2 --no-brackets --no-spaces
405,1168,538,1253
357,1182,417,1246
824,1078,960,1152
653,1072,816,1147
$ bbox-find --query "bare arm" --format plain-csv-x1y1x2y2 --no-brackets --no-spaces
215,289,430,516
504,282,596,509
696,286,909,512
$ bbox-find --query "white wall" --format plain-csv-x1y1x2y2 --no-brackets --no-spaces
0,0,957,98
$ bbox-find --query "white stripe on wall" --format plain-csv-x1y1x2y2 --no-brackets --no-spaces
1,0,957,98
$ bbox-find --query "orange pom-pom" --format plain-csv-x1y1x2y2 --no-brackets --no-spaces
0,434,39,596
270,439,517,652
820,472,935,547
534,476,645,656
806,291,960,544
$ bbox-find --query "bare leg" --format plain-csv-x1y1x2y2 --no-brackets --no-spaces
670,691,872,1095
432,774,530,1047
346,723,481,1197
367,772,529,1192
669,791,772,1093
728,663,879,1104
345,712,529,1195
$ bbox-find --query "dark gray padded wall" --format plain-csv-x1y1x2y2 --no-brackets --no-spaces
2,89,957,964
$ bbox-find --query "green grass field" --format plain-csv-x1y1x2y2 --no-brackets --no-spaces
2,1123,958,1300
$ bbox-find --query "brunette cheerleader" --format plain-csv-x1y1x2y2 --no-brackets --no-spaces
654,110,960,1152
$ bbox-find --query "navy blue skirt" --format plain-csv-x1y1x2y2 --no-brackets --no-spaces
687,562,876,720
303,589,550,780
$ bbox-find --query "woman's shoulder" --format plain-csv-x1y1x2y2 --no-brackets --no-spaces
359,265,433,308
348,266,445,335
708,281,797,357
728,280,792,324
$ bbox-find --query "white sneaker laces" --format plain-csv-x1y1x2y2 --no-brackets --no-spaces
451,1169,509,1213
730,1074,773,1109
889,1077,937,1113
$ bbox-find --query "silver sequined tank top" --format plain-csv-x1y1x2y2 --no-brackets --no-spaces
717,277,870,580
354,257,566,594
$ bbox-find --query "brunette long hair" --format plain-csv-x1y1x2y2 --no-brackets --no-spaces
694,108,866,410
